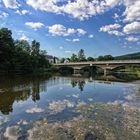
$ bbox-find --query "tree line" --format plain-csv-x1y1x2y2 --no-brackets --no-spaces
60,49,114,63
0,28,50,74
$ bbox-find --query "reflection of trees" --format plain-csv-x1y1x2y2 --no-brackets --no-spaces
113,72,139,81
71,80,77,88
0,90,30,115
78,80,85,91
71,79,85,91
32,80,40,102
0,75,50,115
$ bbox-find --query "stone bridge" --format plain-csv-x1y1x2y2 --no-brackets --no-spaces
54,60,140,75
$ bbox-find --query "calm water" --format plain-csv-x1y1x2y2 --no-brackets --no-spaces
0,75,140,140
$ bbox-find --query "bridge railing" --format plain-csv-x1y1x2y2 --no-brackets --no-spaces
54,60,140,66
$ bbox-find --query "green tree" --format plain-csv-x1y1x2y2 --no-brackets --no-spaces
0,28,15,71
97,56,104,61
31,40,40,56
104,55,114,61
78,49,86,61
60,58,65,63
0,28,51,74
70,53,78,62
14,40,30,54
87,57,94,61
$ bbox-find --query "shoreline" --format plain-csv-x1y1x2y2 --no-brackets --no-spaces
132,80,140,84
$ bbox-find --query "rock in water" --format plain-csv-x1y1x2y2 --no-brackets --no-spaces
84,132,97,140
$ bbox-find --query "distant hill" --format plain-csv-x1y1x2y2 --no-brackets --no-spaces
115,52,140,60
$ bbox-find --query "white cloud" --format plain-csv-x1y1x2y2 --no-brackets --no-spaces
66,38,80,42
123,0,140,22
2,0,19,9
48,24,86,36
123,22,140,34
125,36,139,42
100,23,121,32
66,38,71,41
65,50,73,54
48,24,68,36
0,11,8,18
26,0,120,21
48,100,74,114
105,0,120,7
113,13,119,19
1,0,134,22
25,22,44,30
16,10,31,15
108,30,124,36
4,125,21,140
99,23,123,36
26,107,44,113
113,13,121,22
77,29,87,35
88,34,94,38
72,38,80,42
67,28,77,34
19,34,29,41
66,38,71,42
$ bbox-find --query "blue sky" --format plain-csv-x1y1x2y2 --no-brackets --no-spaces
0,0,140,58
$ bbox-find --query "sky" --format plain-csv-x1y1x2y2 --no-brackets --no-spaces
0,0,140,58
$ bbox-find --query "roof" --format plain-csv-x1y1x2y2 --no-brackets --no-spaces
47,55,54,59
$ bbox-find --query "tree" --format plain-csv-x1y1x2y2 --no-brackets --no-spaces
78,49,86,61
87,57,94,61
14,40,30,54
0,27,51,74
60,58,65,63
104,55,114,61
97,55,114,61
97,56,104,61
31,40,40,56
70,53,78,62
0,28,15,71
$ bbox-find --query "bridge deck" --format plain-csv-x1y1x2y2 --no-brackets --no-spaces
54,60,140,66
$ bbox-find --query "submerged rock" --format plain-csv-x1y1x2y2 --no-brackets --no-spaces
4,125,21,140
28,103,140,140
84,132,97,140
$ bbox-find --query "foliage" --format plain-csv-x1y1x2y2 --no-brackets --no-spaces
0,28,50,74
97,55,114,61
70,53,78,62
69,49,86,62
60,58,65,63
87,57,94,61
78,49,86,61
115,52,140,60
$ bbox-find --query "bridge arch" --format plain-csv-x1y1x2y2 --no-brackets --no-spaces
79,65,104,72
111,64,140,71
57,66,74,74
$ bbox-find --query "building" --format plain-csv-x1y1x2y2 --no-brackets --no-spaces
64,58,70,63
47,55,54,64
47,55,60,64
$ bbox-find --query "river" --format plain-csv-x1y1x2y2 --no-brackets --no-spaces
0,74,140,140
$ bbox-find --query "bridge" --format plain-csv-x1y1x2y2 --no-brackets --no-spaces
54,60,140,75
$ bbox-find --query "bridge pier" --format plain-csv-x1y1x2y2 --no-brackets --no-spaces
103,68,112,76
73,68,81,74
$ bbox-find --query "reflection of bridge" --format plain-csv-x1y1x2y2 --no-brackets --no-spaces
54,60,140,75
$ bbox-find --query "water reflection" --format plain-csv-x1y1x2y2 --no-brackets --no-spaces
0,76,50,115
71,79,85,91
0,89,30,115
0,74,140,139
0,74,139,115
